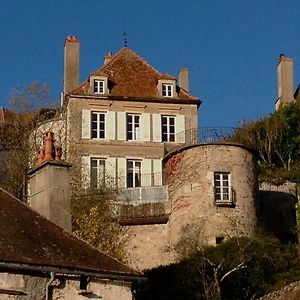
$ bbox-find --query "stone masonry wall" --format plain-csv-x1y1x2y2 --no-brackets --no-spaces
124,143,259,270
167,144,258,247
125,223,175,271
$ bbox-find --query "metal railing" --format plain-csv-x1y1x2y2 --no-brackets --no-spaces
176,127,243,147
119,185,168,205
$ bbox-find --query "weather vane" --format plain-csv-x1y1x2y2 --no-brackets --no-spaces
122,31,127,48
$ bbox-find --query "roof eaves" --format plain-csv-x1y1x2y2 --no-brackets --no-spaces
0,261,145,282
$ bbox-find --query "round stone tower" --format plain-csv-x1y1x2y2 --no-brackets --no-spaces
165,143,259,247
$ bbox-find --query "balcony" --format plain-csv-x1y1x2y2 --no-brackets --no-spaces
166,127,243,154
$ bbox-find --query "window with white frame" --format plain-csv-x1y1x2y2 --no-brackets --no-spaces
94,79,105,94
161,115,175,142
127,160,141,188
91,111,105,139
90,158,105,188
127,114,140,141
214,172,232,204
162,83,173,97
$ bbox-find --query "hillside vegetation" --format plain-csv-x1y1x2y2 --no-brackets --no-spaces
229,101,300,184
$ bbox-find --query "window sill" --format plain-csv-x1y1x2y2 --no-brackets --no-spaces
214,201,235,207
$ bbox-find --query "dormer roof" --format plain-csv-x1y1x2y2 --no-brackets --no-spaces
71,48,198,101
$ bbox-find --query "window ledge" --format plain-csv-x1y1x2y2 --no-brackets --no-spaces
214,201,236,207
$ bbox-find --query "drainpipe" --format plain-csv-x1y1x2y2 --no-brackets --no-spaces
46,272,55,300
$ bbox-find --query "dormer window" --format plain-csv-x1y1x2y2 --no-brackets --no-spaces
157,79,177,98
90,75,109,95
94,80,105,94
162,84,173,97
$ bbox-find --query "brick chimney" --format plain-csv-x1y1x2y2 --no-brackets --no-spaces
178,68,189,93
28,132,72,231
276,54,294,111
64,35,80,95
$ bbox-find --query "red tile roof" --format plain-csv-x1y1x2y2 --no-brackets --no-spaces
71,48,198,101
0,188,142,280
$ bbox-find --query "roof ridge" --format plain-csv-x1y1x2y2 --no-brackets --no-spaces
93,47,163,78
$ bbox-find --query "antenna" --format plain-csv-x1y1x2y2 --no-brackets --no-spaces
122,31,127,48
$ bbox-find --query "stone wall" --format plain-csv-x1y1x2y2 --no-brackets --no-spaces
0,272,133,300
167,144,258,247
125,223,175,270
124,143,259,270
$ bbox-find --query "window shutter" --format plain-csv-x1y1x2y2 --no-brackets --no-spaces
152,114,162,142
82,110,91,139
106,157,116,187
153,159,163,186
117,112,126,141
81,156,90,188
105,111,116,140
117,157,126,188
140,113,150,141
176,115,185,143
141,159,152,187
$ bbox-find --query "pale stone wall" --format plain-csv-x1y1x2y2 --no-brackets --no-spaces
125,223,176,270
53,277,133,300
167,144,258,247
260,181,297,196
0,272,133,300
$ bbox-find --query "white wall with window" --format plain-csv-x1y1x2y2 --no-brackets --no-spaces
82,110,116,140
82,109,185,143
152,114,185,143
82,156,163,189
81,156,116,188
126,114,141,141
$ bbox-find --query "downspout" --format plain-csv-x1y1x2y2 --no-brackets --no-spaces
46,272,55,300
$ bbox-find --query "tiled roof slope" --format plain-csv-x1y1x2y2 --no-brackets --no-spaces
72,47,198,101
0,188,141,279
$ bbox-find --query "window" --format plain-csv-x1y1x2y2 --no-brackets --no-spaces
127,160,141,188
94,79,105,94
214,172,233,204
216,237,225,245
162,115,175,142
162,83,173,97
127,114,140,141
91,111,105,139
90,158,105,188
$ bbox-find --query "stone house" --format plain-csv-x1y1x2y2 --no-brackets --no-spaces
30,36,297,271
0,143,144,299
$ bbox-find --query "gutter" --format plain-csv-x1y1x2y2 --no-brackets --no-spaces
0,261,146,282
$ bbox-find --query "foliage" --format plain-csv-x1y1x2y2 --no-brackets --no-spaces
71,186,128,263
134,237,300,300
0,82,56,198
229,101,300,183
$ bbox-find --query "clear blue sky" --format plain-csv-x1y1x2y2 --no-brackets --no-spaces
1,0,300,127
